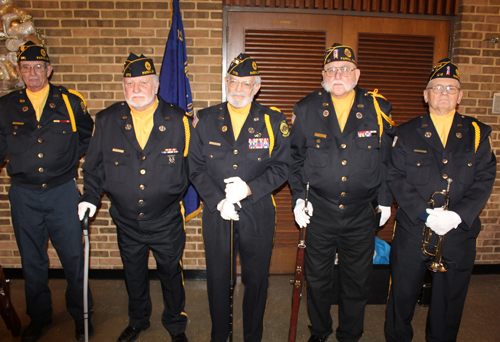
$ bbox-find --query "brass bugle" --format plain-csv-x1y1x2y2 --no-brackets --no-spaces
422,178,452,273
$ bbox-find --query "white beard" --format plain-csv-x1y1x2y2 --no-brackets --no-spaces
227,90,254,108
321,79,356,94
124,92,156,110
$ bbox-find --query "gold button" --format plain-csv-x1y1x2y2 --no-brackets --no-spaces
114,161,118,165
257,157,262,161
368,145,372,149
140,185,145,190
139,199,144,204
209,155,213,159
139,213,144,217
341,160,347,165
233,149,239,155
42,183,47,188
38,167,44,172
233,164,238,170
468,163,472,167
341,176,347,182
341,192,346,196
316,144,320,148
37,125,42,129
341,143,347,149
316,139,321,143
442,174,448,179
339,204,344,209
38,138,43,143
140,169,146,175
142,156,146,160
13,132,17,135
416,162,421,166
443,159,448,164
14,126,18,129
38,153,43,158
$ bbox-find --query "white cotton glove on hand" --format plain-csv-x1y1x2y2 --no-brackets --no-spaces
293,199,314,228
217,199,240,221
224,177,249,203
426,208,462,236
78,202,97,221
378,205,391,226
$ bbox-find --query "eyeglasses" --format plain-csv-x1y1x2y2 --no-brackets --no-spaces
426,85,461,94
19,64,46,73
227,79,255,91
324,66,356,77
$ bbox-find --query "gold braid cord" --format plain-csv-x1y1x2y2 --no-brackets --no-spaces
68,89,88,110
264,114,274,157
62,94,77,132
472,121,480,153
183,115,190,157
367,89,396,145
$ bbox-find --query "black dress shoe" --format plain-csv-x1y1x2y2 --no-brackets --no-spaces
75,319,94,341
170,332,188,342
21,320,52,342
117,323,150,342
308,335,327,342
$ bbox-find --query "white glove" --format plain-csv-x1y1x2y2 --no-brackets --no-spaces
224,177,249,203
293,199,314,228
217,199,240,221
378,205,391,226
426,208,462,236
78,202,97,221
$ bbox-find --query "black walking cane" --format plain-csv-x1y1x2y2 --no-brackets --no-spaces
229,204,240,342
81,209,90,342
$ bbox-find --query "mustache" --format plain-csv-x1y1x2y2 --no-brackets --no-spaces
228,91,247,97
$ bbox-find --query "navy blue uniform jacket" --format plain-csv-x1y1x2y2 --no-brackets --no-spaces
80,97,190,221
0,84,93,190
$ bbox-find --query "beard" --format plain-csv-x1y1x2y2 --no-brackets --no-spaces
321,78,356,94
227,90,255,108
124,91,156,110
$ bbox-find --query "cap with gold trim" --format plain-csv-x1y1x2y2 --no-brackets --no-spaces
17,41,50,63
323,43,356,66
123,53,156,77
428,58,460,83
227,53,260,77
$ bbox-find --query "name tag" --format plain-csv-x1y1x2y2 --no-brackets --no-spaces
12,122,24,125
209,141,221,146
414,149,427,153
112,148,124,153
314,133,327,138
249,138,269,149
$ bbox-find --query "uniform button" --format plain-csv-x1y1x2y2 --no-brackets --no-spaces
442,174,448,179
38,167,44,172
368,145,372,149
341,192,346,196
316,144,320,148
443,159,448,164
140,169,146,175
341,160,347,165
233,149,239,155
257,157,262,161
13,132,17,135
139,213,145,218
42,183,47,188
38,138,43,143
341,176,347,182
339,204,345,209
140,185,145,190
316,139,321,143
37,125,42,129
416,162,421,166
114,161,119,165
138,199,144,204
341,143,347,149
142,156,146,160
38,153,43,158
468,163,472,167
209,155,214,158
233,164,238,170
14,126,18,129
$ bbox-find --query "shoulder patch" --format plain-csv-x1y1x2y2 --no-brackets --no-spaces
280,120,290,137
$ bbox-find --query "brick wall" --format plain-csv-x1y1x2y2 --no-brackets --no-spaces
453,0,500,263
0,0,223,269
1,0,499,270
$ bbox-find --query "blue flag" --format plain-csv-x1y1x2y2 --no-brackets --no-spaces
159,0,200,221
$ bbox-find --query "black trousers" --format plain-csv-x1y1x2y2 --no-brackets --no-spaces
305,202,375,342
385,214,479,342
110,204,187,335
202,195,276,342
9,180,93,322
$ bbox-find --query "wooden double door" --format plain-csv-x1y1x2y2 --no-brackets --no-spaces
226,11,451,273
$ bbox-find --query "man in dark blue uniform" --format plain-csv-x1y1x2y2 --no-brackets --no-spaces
78,53,190,342
0,41,94,342
189,53,290,342
289,43,394,342
384,59,496,342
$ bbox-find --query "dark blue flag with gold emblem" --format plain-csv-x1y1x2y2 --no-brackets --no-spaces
159,0,200,221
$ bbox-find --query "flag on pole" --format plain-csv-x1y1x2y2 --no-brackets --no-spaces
159,0,200,221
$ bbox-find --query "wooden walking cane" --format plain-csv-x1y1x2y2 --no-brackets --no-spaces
288,182,310,342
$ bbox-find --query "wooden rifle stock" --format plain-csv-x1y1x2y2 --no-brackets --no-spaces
0,265,21,337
